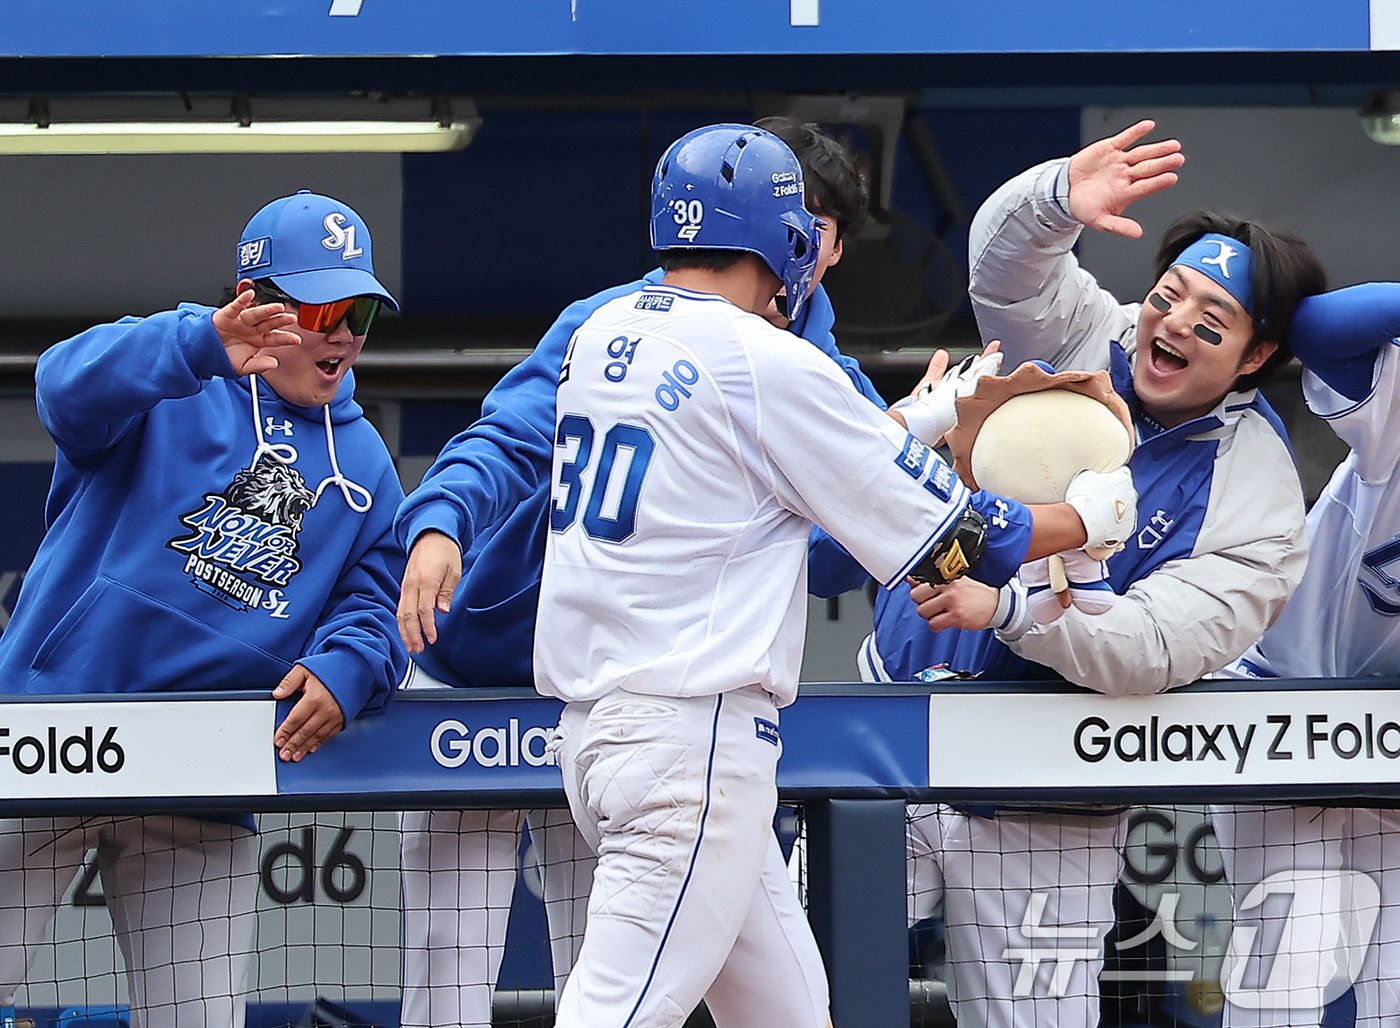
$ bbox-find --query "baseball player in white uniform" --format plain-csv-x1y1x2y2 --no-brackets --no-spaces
1213,282,1400,1026
532,123,1138,1027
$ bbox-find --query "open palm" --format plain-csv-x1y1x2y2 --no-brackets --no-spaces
212,288,301,376
1067,120,1185,239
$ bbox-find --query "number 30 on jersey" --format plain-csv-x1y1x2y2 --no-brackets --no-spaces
551,414,656,543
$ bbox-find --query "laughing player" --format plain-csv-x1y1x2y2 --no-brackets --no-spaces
860,120,1327,1027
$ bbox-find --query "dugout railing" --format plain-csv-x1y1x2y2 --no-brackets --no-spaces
0,680,1395,1027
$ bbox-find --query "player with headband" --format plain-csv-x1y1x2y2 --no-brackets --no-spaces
535,121,1136,1026
857,120,1327,1027
0,190,406,1027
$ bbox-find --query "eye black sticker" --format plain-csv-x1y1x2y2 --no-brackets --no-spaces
1148,292,1171,313
1194,324,1223,346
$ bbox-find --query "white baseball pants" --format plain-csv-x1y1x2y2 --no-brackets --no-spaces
553,685,830,1028
396,664,594,1028
1211,804,1400,1028
906,804,1127,1028
398,806,594,1028
0,814,257,1028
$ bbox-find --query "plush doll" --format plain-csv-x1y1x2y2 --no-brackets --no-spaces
946,361,1134,618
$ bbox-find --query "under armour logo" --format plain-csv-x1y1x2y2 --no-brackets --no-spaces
322,212,365,260
991,499,1010,530
1137,509,1176,550
265,418,295,437
1200,241,1238,279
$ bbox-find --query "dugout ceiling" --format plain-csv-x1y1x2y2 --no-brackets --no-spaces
4,1,1400,399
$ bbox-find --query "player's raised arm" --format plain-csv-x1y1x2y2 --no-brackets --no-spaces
35,306,272,461
393,277,663,652
1290,281,1400,400
967,123,1182,374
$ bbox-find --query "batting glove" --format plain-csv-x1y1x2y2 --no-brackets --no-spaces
1065,466,1137,559
891,350,1004,446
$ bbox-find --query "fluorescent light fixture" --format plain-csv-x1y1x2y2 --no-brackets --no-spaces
0,120,476,155
1361,90,1400,145
0,95,480,155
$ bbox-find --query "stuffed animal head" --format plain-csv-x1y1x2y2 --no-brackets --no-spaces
944,362,1134,504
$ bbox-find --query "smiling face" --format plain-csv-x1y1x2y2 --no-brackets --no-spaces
1133,265,1275,427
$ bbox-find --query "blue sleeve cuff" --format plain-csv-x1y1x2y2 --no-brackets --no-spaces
396,502,470,554
968,493,1034,587
299,649,396,722
183,308,240,382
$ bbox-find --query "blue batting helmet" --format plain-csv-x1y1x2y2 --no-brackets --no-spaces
650,124,822,322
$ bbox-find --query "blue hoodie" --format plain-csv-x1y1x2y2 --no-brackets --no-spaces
395,274,878,688
0,304,406,721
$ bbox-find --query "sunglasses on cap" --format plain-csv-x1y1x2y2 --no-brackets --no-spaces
253,282,382,337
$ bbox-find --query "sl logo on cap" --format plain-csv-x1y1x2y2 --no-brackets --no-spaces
321,213,364,261
238,237,272,272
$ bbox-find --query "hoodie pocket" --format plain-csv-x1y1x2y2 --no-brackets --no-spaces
30,576,293,693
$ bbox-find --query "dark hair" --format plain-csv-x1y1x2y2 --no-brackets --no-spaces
655,250,749,274
217,277,297,308
1153,212,1328,390
753,116,868,240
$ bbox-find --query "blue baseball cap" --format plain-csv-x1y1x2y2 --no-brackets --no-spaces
235,190,399,311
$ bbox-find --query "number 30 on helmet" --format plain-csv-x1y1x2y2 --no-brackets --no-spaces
650,123,822,322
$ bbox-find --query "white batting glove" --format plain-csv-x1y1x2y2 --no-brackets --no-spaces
1065,466,1137,559
891,350,1004,446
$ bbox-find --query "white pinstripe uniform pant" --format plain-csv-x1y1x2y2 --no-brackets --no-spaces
0,814,257,1028
553,685,830,1028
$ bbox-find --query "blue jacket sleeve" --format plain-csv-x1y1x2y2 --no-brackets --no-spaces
792,285,887,409
1290,283,1400,402
967,492,1034,587
797,284,884,595
299,457,409,720
807,527,871,597
35,305,233,464
394,276,654,552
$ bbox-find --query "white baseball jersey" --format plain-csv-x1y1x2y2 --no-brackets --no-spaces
534,283,971,707
1238,342,1400,677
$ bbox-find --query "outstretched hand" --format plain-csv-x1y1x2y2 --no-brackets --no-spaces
213,288,301,376
397,530,463,653
273,665,346,762
1067,120,1184,239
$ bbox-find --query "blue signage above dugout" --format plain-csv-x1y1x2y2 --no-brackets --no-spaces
0,0,1377,59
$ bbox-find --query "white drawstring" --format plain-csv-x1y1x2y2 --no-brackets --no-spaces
248,376,300,465
246,374,374,514
312,402,374,513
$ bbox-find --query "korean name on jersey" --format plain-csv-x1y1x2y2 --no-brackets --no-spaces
534,286,973,707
